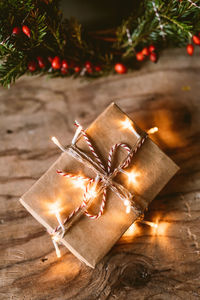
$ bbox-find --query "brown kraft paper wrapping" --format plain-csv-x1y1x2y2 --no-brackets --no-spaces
20,103,179,268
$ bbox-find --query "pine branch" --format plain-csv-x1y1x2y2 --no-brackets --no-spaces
0,0,200,87
0,52,26,87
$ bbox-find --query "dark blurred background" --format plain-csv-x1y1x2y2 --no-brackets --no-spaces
60,0,136,30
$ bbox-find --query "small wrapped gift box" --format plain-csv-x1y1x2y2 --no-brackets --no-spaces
20,103,179,268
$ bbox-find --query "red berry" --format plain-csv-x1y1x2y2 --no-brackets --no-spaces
149,52,157,63
61,67,68,75
94,65,101,72
141,47,149,56
12,27,21,35
85,61,92,70
62,60,68,69
74,66,81,73
37,56,45,68
192,35,200,45
22,25,31,38
136,52,144,61
28,61,37,72
186,44,194,56
114,63,127,74
149,45,155,53
48,56,53,63
87,68,93,74
51,56,61,69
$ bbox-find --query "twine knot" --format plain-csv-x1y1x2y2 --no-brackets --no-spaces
52,120,147,241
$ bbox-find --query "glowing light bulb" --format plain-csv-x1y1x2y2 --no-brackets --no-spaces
51,136,66,152
127,171,138,184
150,222,158,229
51,136,59,145
52,238,61,258
49,202,60,214
141,220,158,228
56,248,61,258
126,205,131,214
86,185,97,200
124,199,130,206
49,202,65,233
72,177,86,189
52,234,60,243
72,122,83,145
122,118,133,130
124,199,131,214
121,118,140,138
147,127,158,134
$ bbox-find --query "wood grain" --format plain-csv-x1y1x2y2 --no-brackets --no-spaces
0,48,200,300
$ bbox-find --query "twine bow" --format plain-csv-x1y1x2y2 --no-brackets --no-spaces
52,121,147,239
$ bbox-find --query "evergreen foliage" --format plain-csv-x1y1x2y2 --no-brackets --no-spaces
0,0,200,87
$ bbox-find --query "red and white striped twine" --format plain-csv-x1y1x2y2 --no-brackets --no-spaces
74,120,106,172
107,143,132,174
54,121,147,232
56,170,93,183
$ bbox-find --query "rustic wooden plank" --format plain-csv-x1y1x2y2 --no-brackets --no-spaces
0,49,200,299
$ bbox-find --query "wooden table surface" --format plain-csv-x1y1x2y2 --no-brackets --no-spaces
0,49,200,300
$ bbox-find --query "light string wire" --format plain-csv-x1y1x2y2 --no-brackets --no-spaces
152,1,166,40
126,28,133,45
187,0,200,9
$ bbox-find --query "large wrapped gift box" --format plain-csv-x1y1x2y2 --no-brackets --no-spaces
20,103,179,268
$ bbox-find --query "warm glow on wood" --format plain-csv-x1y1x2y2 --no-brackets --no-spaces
147,127,158,134
156,221,168,235
141,220,158,228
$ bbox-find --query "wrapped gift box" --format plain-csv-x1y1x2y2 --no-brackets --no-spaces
20,103,179,268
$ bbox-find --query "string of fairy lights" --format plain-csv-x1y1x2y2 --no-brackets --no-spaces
50,119,159,258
